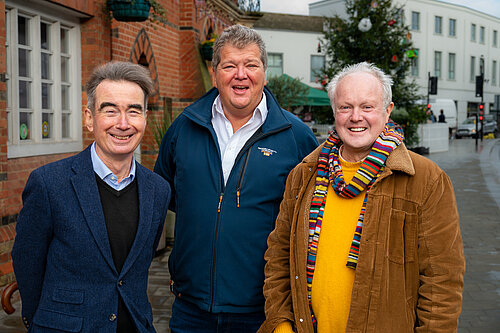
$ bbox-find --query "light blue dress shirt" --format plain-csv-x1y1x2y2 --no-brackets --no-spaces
90,142,136,191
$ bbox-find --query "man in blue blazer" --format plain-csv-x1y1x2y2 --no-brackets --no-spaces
12,61,170,332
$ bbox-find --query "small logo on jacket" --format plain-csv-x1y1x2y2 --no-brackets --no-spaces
258,147,277,157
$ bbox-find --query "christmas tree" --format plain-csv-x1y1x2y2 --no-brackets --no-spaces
321,0,426,146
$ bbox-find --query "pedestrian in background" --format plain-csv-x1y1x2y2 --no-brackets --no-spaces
429,110,437,123
12,62,170,332
259,62,464,333
154,24,317,332
439,109,446,123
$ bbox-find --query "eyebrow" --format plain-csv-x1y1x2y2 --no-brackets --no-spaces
99,102,144,111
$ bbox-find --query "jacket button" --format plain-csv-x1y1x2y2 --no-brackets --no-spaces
118,280,124,286
299,318,304,322
109,313,117,321
295,195,298,199
295,275,299,279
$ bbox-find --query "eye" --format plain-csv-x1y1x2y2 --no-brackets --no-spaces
103,108,119,116
128,109,143,117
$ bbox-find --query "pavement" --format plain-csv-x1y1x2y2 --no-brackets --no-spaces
0,138,499,332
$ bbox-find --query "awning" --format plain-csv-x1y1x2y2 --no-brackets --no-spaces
282,74,331,106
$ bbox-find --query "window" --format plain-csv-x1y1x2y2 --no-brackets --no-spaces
492,61,497,85
470,56,476,81
310,55,325,82
434,51,442,78
471,24,476,41
410,48,419,76
6,5,82,158
411,11,420,30
480,26,485,44
267,53,283,78
448,53,456,80
449,18,456,37
434,16,442,34
494,30,498,47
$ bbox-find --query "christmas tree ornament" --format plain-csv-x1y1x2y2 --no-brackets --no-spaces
388,19,396,26
391,55,398,62
358,17,372,32
371,1,379,9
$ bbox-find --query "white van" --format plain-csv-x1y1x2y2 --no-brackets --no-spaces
418,99,458,129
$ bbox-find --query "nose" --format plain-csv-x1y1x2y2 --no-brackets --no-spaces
235,65,247,79
350,107,363,122
115,112,131,129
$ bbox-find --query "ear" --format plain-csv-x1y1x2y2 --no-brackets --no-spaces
386,102,394,120
212,70,218,89
84,108,94,133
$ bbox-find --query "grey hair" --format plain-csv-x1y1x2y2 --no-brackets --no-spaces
212,24,267,72
326,62,393,110
86,61,154,112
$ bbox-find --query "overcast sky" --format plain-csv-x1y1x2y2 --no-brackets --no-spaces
260,0,500,19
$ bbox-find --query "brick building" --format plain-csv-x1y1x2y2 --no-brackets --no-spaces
0,0,258,285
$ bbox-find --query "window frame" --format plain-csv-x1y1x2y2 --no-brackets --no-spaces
471,23,476,42
470,56,476,82
310,55,325,82
492,60,497,86
410,48,419,77
434,16,442,35
411,11,420,31
480,26,485,44
494,30,498,47
267,52,283,78
5,4,82,158
448,53,456,80
434,51,442,78
449,18,456,37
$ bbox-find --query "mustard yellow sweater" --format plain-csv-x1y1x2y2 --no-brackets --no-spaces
274,158,365,333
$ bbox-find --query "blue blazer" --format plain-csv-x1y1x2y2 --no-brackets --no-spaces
12,146,170,332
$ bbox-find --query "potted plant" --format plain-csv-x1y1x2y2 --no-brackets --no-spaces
200,34,217,61
107,0,166,23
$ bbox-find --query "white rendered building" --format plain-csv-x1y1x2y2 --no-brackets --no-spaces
310,0,500,126
253,13,325,89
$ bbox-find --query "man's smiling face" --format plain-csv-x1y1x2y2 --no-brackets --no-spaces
333,72,393,162
85,79,147,165
213,43,267,120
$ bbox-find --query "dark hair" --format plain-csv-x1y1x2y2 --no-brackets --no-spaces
212,24,267,72
86,61,154,112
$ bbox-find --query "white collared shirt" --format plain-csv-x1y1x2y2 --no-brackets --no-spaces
211,93,268,185
90,142,136,191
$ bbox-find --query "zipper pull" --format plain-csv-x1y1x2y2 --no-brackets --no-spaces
218,193,223,213
237,190,240,208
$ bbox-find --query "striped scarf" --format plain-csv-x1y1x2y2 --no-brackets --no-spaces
306,120,404,328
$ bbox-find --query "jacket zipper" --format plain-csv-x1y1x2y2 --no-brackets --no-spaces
235,149,252,207
210,175,224,312
209,123,291,311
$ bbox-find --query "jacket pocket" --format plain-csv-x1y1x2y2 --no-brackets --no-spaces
33,308,83,332
51,288,84,304
388,209,417,264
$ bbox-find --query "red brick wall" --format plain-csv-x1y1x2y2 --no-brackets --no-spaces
0,0,243,285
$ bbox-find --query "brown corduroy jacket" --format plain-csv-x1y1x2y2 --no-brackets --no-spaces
259,143,465,333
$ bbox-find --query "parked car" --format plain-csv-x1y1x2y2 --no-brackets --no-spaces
455,115,498,138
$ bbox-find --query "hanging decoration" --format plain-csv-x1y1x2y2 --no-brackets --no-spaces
358,18,372,32
388,19,396,26
317,42,321,53
406,49,418,58
370,1,379,9
391,55,398,62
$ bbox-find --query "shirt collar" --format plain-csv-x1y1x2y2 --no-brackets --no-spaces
90,142,136,182
212,92,268,124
